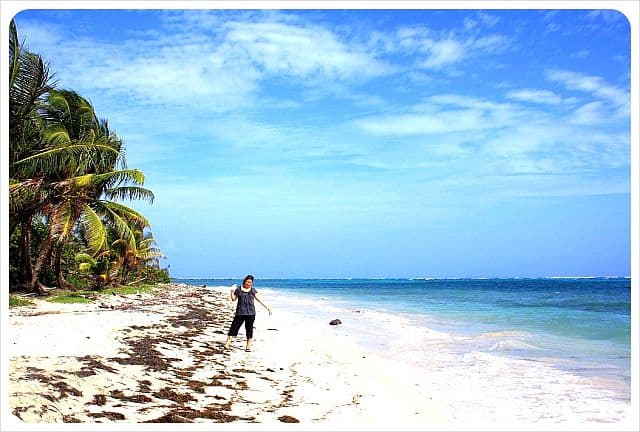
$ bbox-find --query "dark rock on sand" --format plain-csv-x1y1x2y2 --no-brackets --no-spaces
329,319,342,326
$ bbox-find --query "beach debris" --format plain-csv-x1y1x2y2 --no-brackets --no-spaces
10,283,308,424
329,319,342,326
144,405,240,423
87,411,126,421
152,387,195,403
87,394,107,406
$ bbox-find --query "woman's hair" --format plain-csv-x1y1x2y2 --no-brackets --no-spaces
242,274,254,285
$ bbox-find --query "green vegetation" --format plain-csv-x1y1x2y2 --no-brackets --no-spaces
8,19,169,295
101,284,157,296
46,293,92,304
9,295,35,308
12,283,163,306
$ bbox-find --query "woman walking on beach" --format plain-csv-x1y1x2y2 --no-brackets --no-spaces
224,275,271,352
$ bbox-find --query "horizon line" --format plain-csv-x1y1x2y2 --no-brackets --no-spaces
172,275,631,280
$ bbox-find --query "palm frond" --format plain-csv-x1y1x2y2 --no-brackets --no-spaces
9,20,20,89
8,178,49,214
90,169,145,188
80,204,108,256
75,252,95,264
13,143,119,177
102,205,137,251
9,21,55,163
104,186,155,204
97,201,151,227
78,262,92,272
50,200,76,243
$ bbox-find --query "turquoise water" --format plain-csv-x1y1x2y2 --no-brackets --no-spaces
177,277,632,415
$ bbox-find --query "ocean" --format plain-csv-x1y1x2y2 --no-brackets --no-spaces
176,277,632,423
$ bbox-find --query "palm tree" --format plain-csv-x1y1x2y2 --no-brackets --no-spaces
9,20,161,294
111,229,165,285
26,168,154,294
9,19,55,168
75,251,113,291
8,18,55,288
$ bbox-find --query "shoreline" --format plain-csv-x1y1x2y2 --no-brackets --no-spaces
5,283,635,430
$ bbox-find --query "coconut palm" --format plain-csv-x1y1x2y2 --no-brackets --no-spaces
75,251,113,291
11,89,153,294
9,19,54,168
8,18,55,288
111,229,165,285
9,20,162,293
26,168,154,294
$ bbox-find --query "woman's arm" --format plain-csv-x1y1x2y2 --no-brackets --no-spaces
230,284,238,301
254,293,272,316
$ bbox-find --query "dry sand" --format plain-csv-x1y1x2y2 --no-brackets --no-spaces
5,283,451,429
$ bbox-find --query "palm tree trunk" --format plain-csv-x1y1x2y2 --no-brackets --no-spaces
110,256,125,287
10,218,19,239
122,261,130,285
18,218,33,287
54,246,73,290
30,233,54,295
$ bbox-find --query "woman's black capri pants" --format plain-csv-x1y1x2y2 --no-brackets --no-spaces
228,314,256,338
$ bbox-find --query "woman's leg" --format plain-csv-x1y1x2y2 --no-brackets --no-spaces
244,315,256,350
225,315,244,348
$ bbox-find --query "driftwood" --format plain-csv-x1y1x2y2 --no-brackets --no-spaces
126,277,147,286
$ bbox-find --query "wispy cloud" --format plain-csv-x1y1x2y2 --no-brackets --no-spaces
14,10,630,204
353,86,628,195
570,101,607,125
547,69,629,118
355,94,523,136
223,20,393,80
506,89,574,105
17,11,394,114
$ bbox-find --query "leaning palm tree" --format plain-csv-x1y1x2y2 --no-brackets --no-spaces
27,169,154,294
12,90,152,294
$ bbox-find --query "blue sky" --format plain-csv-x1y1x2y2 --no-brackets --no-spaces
11,7,633,278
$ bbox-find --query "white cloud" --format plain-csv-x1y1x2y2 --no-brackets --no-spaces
570,101,607,125
385,23,509,70
357,112,475,135
472,34,508,53
354,90,629,192
18,13,394,113
355,94,522,136
223,21,393,80
546,69,629,111
14,20,64,48
477,12,500,28
420,38,465,68
506,89,572,105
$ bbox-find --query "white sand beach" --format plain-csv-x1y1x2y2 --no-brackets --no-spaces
4,284,636,431
6,284,451,430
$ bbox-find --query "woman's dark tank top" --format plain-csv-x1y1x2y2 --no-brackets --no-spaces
235,287,257,315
